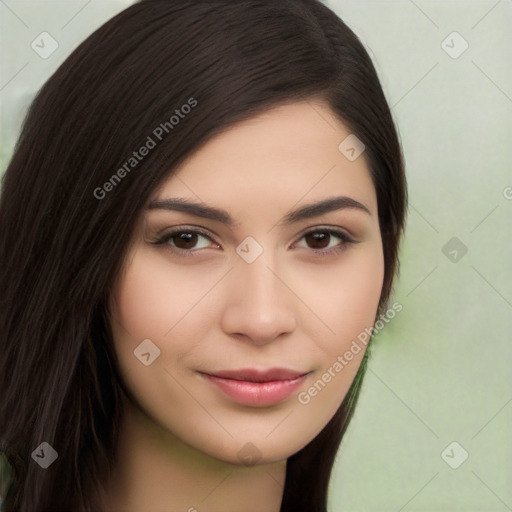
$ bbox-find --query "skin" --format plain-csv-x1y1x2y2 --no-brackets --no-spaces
101,100,384,511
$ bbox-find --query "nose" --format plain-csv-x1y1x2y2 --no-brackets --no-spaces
219,250,297,346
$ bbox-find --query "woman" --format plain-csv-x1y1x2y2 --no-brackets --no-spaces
0,0,407,510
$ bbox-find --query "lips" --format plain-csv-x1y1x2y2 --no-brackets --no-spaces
200,368,310,407
206,368,308,383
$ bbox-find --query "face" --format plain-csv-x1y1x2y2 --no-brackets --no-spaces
109,100,384,465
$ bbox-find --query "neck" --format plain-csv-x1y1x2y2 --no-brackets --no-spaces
99,396,286,511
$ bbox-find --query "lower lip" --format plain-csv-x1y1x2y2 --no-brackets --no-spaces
203,374,308,407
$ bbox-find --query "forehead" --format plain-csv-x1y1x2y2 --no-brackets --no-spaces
151,101,377,218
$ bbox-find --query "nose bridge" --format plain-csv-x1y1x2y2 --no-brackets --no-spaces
236,244,283,309
220,240,297,343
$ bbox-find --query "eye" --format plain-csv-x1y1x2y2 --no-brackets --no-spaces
151,227,219,256
150,226,356,258
294,228,356,256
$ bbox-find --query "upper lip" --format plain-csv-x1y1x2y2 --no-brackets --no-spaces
203,368,309,383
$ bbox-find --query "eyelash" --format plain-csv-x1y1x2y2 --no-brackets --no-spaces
150,226,357,259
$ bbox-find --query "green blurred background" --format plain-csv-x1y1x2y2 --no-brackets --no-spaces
1,1,511,510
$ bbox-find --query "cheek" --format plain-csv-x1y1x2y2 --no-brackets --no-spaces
292,243,384,413
107,237,385,464
108,246,219,398
108,248,225,435
299,242,384,344
112,231,384,343
111,246,219,343
111,241,384,386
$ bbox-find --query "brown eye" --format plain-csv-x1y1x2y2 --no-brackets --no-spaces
172,232,200,250
304,231,332,250
295,228,356,257
153,228,217,254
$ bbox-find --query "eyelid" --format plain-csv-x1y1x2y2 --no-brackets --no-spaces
295,224,356,242
148,224,215,241
149,225,219,249
149,224,358,256
291,226,357,255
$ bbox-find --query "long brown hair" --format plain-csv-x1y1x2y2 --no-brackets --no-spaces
0,1,406,510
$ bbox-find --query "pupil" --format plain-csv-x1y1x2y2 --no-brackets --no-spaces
175,233,197,249
307,232,329,249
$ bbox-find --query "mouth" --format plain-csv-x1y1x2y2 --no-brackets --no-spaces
200,368,310,407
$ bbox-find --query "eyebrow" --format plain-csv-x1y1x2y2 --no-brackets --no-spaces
146,195,371,227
